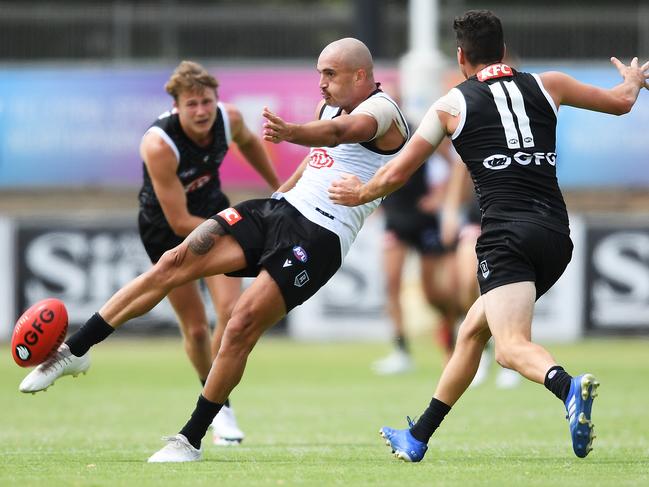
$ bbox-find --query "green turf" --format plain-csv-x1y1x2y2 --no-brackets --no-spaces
1,337,647,486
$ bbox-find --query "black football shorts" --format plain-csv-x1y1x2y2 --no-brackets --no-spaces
475,219,573,299
139,194,230,263
384,209,448,254
211,198,342,312
138,213,186,264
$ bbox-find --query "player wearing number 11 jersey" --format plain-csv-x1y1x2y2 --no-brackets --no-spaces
451,55,571,296
329,9,648,461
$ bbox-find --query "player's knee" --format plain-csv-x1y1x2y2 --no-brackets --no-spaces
220,310,258,354
183,322,210,346
422,286,451,311
493,339,523,369
456,310,488,344
152,248,185,286
494,349,509,369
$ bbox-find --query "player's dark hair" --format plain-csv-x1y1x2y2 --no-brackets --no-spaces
453,10,505,66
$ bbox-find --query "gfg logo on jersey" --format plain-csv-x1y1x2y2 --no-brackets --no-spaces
308,148,334,169
483,151,557,170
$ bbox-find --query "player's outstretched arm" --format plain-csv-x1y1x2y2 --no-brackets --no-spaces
227,104,280,190
328,133,438,206
329,101,449,207
541,57,649,115
262,106,377,148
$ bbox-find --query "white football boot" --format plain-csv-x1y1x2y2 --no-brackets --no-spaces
19,343,91,393
147,434,202,463
372,349,414,375
212,406,245,445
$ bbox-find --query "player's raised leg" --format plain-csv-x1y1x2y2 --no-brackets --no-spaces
19,219,246,394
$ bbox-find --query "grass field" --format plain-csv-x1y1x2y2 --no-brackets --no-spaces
1,336,647,486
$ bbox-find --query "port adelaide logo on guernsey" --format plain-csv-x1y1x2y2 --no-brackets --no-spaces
308,148,334,169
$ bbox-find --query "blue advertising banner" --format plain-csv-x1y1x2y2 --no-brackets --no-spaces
0,64,647,188
0,67,169,186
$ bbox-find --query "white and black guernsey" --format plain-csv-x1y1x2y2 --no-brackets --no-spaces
451,64,569,235
279,89,409,258
138,103,232,229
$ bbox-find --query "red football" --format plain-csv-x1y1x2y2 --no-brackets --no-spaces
11,298,68,367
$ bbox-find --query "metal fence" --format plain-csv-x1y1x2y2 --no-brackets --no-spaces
0,2,647,62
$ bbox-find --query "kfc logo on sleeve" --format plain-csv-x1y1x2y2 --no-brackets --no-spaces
308,148,334,169
218,208,243,226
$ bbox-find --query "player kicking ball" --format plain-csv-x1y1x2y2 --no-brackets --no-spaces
18,37,410,463
329,10,648,460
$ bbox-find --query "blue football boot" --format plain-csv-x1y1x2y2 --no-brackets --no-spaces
564,374,600,458
379,417,428,462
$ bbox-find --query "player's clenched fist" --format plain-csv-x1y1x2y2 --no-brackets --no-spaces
329,173,364,206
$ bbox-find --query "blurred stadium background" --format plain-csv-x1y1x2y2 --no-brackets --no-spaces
0,0,648,343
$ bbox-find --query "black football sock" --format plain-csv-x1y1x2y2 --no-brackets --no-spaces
395,334,409,354
409,398,451,443
199,379,230,408
544,365,573,402
179,394,223,449
65,312,115,357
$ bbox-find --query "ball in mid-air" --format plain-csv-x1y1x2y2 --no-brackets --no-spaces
11,298,68,367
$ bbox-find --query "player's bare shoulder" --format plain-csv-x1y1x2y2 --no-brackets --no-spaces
140,130,178,168
222,102,244,134
537,71,570,107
